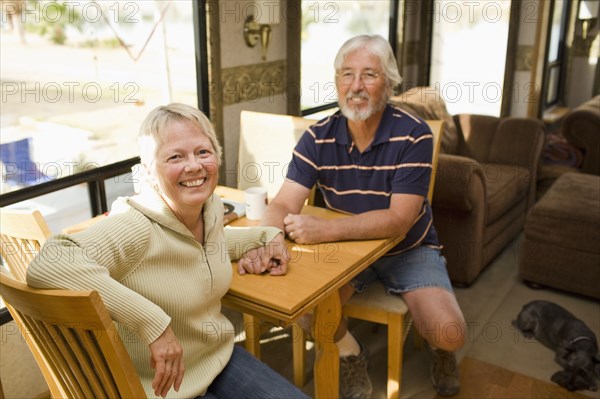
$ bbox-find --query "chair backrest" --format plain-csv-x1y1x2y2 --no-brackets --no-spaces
0,209,52,282
424,120,445,203
238,110,316,199
0,271,146,399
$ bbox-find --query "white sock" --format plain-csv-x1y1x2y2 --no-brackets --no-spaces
336,331,361,357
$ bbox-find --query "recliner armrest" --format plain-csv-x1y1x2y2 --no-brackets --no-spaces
562,97,600,174
432,154,485,211
488,117,545,170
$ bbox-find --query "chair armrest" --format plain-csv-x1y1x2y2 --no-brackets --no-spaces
563,108,600,146
488,117,545,170
562,100,600,174
432,154,485,211
488,117,545,209
453,114,500,162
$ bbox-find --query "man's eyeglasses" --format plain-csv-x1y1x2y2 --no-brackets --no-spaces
337,72,381,85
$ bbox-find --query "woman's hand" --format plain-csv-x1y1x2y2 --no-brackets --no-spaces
238,233,290,276
149,326,185,398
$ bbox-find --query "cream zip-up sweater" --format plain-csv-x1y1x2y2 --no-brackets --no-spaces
27,186,281,398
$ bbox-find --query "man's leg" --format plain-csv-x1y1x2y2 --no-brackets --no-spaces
402,287,465,352
334,283,372,399
375,246,465,397
402,286,465,397
297,283,371,399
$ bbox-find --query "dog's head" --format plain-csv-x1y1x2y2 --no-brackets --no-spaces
512,304,536,338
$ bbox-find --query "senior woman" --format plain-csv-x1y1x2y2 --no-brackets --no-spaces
26,103,304,399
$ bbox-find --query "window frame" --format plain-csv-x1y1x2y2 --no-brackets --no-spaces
542,0,572,110
300,0,400,117
0,1,209,213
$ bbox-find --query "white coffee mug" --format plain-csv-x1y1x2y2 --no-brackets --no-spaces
245,187,268,220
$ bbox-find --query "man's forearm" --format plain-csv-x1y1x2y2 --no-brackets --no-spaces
261,201,291,230
328,209,411,241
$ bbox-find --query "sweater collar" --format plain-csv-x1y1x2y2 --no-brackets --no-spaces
125,184,219,240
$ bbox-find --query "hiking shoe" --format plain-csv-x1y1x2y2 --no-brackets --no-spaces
340,345,373,399
430,348,460,396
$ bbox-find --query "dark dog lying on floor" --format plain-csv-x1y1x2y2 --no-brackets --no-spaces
513,300,600,391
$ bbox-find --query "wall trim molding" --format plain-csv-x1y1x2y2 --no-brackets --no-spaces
221,61,287,106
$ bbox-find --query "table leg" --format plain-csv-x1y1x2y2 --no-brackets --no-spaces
243,313,261,359
313,292,341,399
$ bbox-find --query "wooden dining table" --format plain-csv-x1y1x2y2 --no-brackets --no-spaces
216,186,404,398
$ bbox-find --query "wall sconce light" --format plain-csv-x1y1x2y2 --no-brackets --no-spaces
578,0,599,40
243,16,272,61
243,1,280,61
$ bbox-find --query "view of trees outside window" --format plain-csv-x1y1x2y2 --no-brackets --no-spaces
0,0,197,194
430,0,511,116
300,1,390,111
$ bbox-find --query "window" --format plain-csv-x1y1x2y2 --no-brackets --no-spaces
429,1,512,116
544,0,570,108
1,0,199,197
300,1,392,114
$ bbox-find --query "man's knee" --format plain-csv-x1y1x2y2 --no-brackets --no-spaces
438,321,466,352
418,320,466,352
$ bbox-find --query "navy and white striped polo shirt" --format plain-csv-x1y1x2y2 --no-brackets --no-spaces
286,104,440,254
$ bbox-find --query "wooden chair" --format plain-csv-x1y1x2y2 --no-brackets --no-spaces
340,120,445,398
0,270,146,399
237,110,317,386
0,208,51,282
0,208,52,398
238,110,317,199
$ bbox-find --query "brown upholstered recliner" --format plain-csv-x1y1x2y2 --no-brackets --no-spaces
391,87,545,286
562,95,600,175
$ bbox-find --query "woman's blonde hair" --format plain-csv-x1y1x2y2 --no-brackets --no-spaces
138,103,223,167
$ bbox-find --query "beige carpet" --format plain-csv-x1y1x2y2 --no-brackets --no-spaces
0,321,49,399
447,357,591,399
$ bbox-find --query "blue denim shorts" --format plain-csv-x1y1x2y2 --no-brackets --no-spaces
350,246,454,294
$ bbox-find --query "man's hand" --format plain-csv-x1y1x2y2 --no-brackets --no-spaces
284,213,329,244
149,326,184,398
238,233,290,276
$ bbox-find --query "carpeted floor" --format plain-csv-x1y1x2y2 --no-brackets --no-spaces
447,357,591,399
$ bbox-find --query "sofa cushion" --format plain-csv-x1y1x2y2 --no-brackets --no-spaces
484,164,530,224
524,172,600,254
390,87,460,154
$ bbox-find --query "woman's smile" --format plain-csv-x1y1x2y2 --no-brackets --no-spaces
180,177,206,188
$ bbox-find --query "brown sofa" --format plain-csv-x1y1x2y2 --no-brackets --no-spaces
562,95,600,175
537,96,600,198
391,87,545,286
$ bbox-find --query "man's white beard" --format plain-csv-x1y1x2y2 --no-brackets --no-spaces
339,91,386,121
